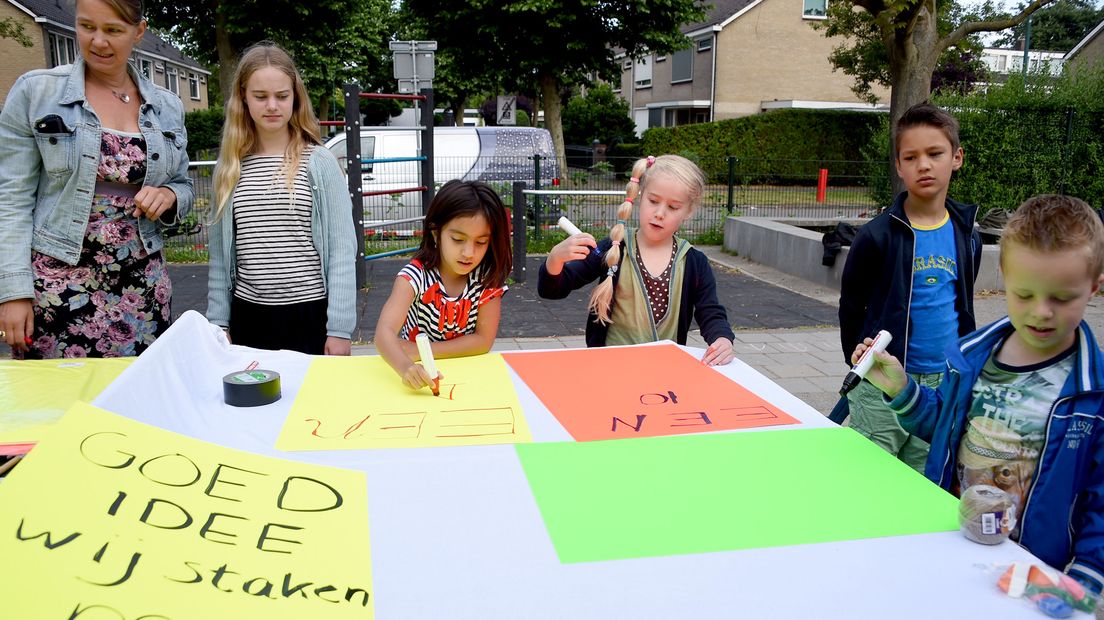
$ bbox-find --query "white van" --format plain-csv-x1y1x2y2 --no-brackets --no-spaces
324,126,559,223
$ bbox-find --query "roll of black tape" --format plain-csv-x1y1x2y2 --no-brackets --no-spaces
223,369,281,407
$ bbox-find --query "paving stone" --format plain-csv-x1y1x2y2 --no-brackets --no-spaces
767,364,821,379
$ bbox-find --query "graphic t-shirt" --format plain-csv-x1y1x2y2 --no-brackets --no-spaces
907,213,959,373
956,342,1075,538
397,259,508,341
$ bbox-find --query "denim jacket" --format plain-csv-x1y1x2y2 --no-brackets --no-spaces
0,59,194,304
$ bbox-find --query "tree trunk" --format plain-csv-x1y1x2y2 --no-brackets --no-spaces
215,5,238,106
883,0,942,197
539,72,567,185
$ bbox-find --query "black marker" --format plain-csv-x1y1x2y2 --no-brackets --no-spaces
839,330,893,396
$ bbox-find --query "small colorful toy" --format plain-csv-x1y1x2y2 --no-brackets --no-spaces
997,563,1096,617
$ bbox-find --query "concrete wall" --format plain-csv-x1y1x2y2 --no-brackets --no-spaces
0,5,46,107
713,0,889,119
724,216,1003,292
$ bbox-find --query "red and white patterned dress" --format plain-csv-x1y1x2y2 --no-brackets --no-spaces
396,259,507,342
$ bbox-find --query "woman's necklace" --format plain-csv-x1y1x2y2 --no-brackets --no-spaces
91,74,134,103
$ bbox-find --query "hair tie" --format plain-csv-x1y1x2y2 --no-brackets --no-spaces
646,155,656,168
606,265,619,277
618,219,628,227
630,176,640,183
627,197,634,204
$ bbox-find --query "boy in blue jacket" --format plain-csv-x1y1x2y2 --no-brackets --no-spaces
835,102,983,472
854,195,1104,594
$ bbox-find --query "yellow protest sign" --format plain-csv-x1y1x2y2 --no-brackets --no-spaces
277,354,532,451
0,403,374,619
0,357,134,447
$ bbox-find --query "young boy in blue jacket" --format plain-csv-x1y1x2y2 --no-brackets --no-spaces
854,195,1104,594
835,102,983,472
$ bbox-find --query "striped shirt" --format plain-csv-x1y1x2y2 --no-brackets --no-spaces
232,149,326,305
397,259,508,341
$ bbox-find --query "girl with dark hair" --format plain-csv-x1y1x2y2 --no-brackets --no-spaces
374,180,512,389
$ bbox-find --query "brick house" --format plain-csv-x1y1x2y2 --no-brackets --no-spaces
614,0,889,134
0,0,210,111
1066,19,1104,72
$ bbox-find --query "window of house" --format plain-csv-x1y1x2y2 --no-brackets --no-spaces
671,48,693,83
188,73,200,100
139,58,152,79
655,54,667,62
48,32,77,67
623,59,632,69
696,37,712,52
803,0,828,18
634,56,652,89
165,67,179,95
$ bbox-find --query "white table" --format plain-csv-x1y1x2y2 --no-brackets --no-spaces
93,312,1040,618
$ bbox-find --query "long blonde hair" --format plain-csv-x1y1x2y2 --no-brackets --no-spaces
211,42,321,221
588,154,705,324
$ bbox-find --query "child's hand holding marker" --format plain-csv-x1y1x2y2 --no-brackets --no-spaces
848,333,908,398
414,333,442,396
545,217,600,275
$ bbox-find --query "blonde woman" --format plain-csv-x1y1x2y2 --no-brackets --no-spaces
206,42,356,355
538,155,735,365
0,0,192,358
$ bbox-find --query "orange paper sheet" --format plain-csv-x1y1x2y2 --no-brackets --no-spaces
503,344,800,441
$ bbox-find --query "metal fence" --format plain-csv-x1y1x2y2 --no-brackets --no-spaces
164,155,889,257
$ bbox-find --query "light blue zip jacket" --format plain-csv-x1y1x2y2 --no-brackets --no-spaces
206,146,359,340
0,59,194,304
888,317,1104,593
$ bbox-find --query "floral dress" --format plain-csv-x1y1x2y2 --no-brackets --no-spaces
21,130,171,359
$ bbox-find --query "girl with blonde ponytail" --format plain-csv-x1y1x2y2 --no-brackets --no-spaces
538,154,736,366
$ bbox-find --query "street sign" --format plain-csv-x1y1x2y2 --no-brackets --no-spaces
497,95,517,126
390,40,436,93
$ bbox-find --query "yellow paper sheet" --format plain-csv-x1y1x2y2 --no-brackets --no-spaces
277,353,532,451
0,403,374,619
0,357,134,444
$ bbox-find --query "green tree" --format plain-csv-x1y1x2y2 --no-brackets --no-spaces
820,0,1058,192
562,84,638,146
996,0,1104,51
143,0,394,121
404,0,704,177
0,17,32,47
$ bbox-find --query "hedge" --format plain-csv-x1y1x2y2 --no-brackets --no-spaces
184,106,224,159
640,109,884,184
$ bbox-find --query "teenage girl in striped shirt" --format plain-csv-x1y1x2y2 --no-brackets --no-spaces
374,180,512,389
206,42,357,355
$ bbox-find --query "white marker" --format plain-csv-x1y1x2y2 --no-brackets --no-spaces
839,330,893,396
415,333,440,396
557,216,601,256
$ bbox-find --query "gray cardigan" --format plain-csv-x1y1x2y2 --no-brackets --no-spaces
206,146,358,339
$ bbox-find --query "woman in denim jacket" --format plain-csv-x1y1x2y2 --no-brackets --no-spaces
0,0,193,358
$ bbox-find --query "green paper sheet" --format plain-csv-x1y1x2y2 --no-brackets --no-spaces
516,427,958,564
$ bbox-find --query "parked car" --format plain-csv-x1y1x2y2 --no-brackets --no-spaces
324,126,560,224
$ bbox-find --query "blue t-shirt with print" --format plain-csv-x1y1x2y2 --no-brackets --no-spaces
907,215,959,373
